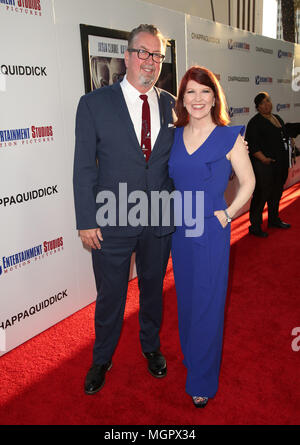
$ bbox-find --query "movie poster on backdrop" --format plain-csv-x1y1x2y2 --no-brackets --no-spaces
79,24,177,95
88,34,127,89
0,0,81,355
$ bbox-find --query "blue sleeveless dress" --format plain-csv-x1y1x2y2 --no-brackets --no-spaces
168,125,245,398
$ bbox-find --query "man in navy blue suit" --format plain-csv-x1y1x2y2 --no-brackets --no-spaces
73,24,176,394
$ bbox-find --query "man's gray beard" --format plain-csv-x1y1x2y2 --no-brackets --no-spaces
139,73,156,86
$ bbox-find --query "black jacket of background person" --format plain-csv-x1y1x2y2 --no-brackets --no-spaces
245,113,289,162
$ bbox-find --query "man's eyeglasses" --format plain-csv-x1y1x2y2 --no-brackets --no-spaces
127,48,165,64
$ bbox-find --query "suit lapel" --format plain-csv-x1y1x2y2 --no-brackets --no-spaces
110,82,145,160
151,87,168,158
154,87,164,127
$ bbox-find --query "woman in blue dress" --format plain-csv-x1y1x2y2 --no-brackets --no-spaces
168,66,255,408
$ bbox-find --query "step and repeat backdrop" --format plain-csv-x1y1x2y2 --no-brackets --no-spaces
185,15,300,216
0,0,299,355
0,1,83,354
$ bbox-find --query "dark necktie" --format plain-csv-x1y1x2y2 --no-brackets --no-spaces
139,94,151,161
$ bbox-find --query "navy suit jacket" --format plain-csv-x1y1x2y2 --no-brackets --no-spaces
73,82,176,237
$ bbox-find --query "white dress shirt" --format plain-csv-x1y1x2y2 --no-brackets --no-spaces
120,75,161,151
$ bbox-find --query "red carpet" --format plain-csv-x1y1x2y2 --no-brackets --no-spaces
0,183,300,425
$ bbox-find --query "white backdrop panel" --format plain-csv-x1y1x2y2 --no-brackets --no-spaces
0,0,81,354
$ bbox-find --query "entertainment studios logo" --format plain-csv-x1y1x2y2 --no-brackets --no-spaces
228,39,250,52
276,103,290,112
255,75,273,85
0,125,54,149
0,236,64,277
0,0,42,16
277,49,292,59
229,106,250,118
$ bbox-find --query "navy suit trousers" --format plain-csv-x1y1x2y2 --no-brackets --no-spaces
91,227,171,365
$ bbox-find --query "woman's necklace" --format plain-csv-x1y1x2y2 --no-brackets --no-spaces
264,113,281,128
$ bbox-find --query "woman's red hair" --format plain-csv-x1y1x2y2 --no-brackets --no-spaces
174,65,230,127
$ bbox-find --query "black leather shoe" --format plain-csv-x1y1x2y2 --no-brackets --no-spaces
268,219,291,229
192,396,209,408
84,361,112,395
249,226,268,238
143,351,167,378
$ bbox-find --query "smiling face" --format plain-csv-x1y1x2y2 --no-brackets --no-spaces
124,32,164,93
183,80,215,123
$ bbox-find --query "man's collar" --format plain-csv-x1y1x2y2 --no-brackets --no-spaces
121,75,155,100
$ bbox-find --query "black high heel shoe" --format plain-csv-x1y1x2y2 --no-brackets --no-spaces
192,396,209,408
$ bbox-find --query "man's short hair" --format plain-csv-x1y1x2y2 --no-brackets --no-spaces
128,24,167,50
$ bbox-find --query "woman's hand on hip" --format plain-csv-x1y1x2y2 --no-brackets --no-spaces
214,210,228,228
